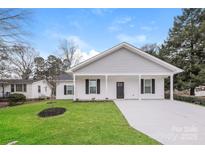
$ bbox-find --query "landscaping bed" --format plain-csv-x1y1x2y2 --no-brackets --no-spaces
38,107,66,117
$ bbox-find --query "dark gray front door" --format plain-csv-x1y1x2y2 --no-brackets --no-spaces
116,82,124,99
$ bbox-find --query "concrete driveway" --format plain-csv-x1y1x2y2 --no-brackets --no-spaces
114,100,205,145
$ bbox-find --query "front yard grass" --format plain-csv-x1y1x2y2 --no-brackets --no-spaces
0,100,160,144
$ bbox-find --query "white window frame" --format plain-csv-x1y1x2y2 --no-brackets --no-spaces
65,85,74,95
144,79,152,94
16,84,23,92
89,79,97,94
16,84,26,92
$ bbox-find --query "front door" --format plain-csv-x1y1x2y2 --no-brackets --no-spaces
116,82,124,99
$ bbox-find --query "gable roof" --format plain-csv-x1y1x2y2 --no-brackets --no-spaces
70,42,183,74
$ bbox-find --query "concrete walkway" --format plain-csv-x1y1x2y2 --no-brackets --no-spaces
114,100,205,145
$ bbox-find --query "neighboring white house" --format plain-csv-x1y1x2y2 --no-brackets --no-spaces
65,42,183,101
195,86,205,96
0,79,52,99
56,72,74,99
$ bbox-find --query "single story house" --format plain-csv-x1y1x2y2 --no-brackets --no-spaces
56,72,74,99
0,79,52,99
56,42,183,101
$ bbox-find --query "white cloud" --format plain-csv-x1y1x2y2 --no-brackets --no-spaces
46,32,91,50
66,35,91,50
140,26,153,31
72,49,99,64
42,31,97,60
140,25,158,31
116,34,147,44
108,25,121,32
90,9,113,16
129,24,135,28
115,16,132,24
108,16,133,32
77,49,99,61
69,21,82,30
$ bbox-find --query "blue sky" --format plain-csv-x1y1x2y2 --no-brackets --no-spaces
27,8,182,58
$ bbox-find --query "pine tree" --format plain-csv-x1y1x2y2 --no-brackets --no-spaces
34,56,46,80
160,9,205,95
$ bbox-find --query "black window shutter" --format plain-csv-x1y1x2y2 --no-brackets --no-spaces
141,79,144,94
85,79,89,94
152,79,155,94
64,85,66,95
97,79,100,94
11,84,14,92
24,84,27,92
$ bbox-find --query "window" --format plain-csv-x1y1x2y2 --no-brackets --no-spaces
144,79,152,94
38,85,41,93
16,84,23,92
65,85,74,95
15,84,26,92
89,80,97,94
11,84,14,92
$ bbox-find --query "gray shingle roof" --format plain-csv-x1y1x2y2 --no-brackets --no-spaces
57,72,73,80
0,79,38,84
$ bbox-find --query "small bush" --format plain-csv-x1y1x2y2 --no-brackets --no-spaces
8,93,26,106
166,92,205,106
174,94,205,106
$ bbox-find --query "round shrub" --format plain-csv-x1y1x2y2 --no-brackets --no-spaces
8,93,26,106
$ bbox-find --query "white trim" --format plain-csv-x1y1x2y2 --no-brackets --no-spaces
105,75,108,98
74,73,172,76
138,75,141,100
170,75,174,100
89,79,97,94
144,79,152,94
64,85,74,95
73,74,76,100
69,42,183,74
56,80,73,82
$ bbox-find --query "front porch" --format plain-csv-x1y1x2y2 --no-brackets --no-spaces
73,73,174,101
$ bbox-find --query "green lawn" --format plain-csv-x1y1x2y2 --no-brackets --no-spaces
0,100,160,145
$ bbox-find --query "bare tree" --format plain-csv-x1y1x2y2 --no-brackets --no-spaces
0,50,11,79
0,9,31,45
58,39,82,70
0,42,12,79
0,9,32,78
8,44,38,79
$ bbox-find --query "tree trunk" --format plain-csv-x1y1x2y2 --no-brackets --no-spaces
190,87,195,96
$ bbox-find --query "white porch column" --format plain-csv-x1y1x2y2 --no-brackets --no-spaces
139,75,141,100
170,74,173,101
73,74,76,101
105,75,108,99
